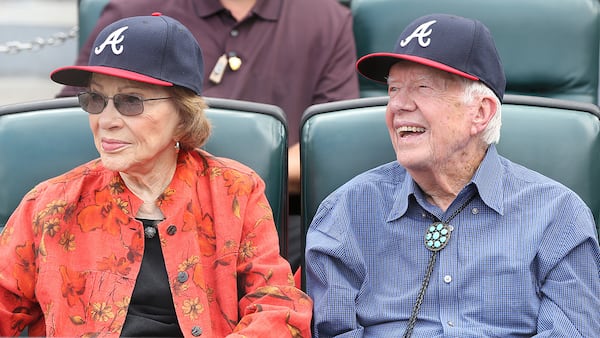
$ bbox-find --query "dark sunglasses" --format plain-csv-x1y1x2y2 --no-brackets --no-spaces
77,91,172,116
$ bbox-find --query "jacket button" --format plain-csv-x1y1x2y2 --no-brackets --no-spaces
177,271,189,283
191,326,202,336
166,225,177,235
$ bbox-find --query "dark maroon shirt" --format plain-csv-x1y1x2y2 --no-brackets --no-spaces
60,0,360,144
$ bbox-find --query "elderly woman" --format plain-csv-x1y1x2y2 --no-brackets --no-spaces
0,13,311,337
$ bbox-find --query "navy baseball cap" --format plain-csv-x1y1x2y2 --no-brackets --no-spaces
356,14,506,102
51,13,204,95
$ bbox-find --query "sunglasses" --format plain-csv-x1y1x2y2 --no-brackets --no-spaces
77,91,172,116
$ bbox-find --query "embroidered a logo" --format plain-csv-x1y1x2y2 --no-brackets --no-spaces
94,26,129,55
400,20,437,48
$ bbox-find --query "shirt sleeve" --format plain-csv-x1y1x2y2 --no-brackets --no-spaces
305,197,367,337
230,173,313,337
534,203,600,337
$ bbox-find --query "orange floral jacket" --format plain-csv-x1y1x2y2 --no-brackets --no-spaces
0,149,312,337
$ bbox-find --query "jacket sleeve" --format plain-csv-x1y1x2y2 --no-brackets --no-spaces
229,173,313,338
0,195,45,336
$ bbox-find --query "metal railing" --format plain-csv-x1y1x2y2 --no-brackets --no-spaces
0,26,78,54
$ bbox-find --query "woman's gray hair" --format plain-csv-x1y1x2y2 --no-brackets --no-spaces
462,79,502,144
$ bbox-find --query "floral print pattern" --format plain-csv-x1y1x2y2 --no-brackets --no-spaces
0,150,312,337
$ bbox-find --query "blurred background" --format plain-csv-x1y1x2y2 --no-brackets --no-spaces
0,0,78,106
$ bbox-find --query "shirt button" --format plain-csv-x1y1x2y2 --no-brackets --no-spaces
471,207,479,215
166,225,177,235
177,271,189,283
230,29,239,37
447,321,455,327
443,275,452,283
191,326,203,336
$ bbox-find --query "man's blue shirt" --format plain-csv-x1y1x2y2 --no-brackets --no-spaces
306,145,600,337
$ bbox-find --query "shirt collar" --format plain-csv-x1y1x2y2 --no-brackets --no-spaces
195,0,282,21
387,165,417,222
471,144,505,215
387,144,505,222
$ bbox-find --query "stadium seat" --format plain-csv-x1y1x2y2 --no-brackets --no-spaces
299,94,600,288
202,97,290,256
0,98,97,230
351,0,600,104
0,96,290,256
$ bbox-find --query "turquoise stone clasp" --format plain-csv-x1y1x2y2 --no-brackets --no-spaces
424,222,453,252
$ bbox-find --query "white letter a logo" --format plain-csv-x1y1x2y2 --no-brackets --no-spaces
400,20,437,47
94,26,129,55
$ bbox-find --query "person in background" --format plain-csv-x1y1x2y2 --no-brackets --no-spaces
59,0,361,270
305,13,600,337
0,13,311,337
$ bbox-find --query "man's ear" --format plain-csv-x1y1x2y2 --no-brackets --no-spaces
471,96,497,136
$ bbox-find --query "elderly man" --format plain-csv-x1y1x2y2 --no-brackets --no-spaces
305,13,600,337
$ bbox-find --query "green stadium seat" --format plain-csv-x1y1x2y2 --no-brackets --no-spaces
351,0,600,104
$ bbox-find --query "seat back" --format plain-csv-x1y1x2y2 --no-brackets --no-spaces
202,97,289,255
352,0,600,103
0,97,289,255
78,0,110,51
0,98,98,229
300,96,393,228
300,95,600,286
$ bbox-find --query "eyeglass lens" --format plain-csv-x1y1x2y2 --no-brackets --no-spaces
78,92,146,116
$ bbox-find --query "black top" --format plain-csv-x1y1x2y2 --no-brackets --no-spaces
120,219,183,337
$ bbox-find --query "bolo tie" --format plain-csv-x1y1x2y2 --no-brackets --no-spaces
402,194,476,338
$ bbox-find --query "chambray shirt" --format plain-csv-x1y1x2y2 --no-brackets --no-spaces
306,145,600,337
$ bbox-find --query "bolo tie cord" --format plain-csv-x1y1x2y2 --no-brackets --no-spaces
402,194,476,338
